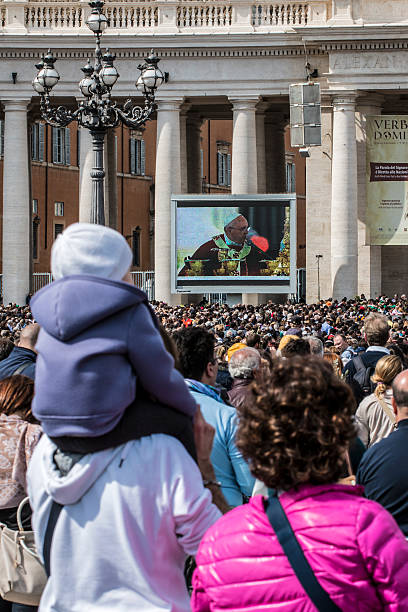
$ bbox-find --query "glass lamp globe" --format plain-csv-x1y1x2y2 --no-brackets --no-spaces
37,66,60,89
100,66,119,87
32,76,45,94
138,66,164,91
86,11,108,33
79,77,94,97
136,73,145,92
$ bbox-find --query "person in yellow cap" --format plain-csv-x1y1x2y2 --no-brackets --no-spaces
227,342,247,361
277,335,299,355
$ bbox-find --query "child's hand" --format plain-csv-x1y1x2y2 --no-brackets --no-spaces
194,405,215,465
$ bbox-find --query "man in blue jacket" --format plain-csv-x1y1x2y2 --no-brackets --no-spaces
173,327,254,507
0,323,39,380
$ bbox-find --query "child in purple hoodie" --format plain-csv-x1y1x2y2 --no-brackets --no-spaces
31,223,197,457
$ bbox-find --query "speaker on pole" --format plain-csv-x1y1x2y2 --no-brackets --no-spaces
289,82,321,150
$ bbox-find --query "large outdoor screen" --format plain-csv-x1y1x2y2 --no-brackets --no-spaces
171,195,296,294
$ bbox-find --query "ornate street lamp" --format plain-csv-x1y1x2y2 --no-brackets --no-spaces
32,0,164,225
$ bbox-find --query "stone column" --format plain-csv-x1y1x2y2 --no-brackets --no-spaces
230,98,258,305
306,98,333,302
230,98,258,194
356,95,383,298
186,113,203,194
331,93,358,300
103,130,118,230
265,111,287,193
255,105,266,193
2,99,30,306
179,106,189,193
155,99,183,304
79,127,93,223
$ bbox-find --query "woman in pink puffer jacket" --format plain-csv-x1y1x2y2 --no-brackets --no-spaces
192,357,408,611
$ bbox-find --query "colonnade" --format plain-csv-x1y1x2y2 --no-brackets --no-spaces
0,92,389,305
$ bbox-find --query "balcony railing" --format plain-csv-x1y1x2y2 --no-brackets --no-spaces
0,0,331,34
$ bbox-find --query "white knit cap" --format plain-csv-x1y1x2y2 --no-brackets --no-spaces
51,222,133,281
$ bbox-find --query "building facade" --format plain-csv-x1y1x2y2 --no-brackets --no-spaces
0,0,406,304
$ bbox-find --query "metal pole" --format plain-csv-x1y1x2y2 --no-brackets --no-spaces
90,128,106,225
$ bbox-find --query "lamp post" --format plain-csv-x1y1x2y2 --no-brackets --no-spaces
32,0,164,226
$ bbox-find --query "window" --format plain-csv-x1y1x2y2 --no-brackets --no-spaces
32,199,38,214
132,227,141,267
54,223,64,239
200,149,204,178
0,120,4,157
55,202,64,217
217,150,231,187
129,138,145,176
286,161,296,193
31,123,45,161
52,127,71,165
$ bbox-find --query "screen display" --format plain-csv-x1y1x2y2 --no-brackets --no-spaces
176,205,290,279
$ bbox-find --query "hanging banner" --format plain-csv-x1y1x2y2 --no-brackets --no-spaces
366,115,408,245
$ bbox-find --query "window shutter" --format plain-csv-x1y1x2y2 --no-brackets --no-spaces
32,221,38,260
54,223,64,239
64,127,71,165
52,127,58,163
31,124,36,160
132,229,140,266
39,124,45,161
291,164,296,192
227,153,231,186
0,120,4,157
140,140,145,176
217,152,222,185
130,138,136,174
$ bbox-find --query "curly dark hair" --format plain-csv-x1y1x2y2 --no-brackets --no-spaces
172,327,215,380
236,356,356,491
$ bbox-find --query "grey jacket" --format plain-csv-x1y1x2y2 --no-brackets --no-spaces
355,390,396,448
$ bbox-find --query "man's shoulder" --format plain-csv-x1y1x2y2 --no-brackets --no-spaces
190,391,236,428
194,237,219,253
360,427,406,468
190,390,235,414
0,347,33,376
344,351,383,373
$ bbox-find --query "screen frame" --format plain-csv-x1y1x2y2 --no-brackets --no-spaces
171,194,297,294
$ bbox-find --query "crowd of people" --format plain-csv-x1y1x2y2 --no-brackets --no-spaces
0,223,408,610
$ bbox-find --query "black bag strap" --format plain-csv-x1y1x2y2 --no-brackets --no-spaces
43,500,63,578
265,492,341,612
352,355,365,373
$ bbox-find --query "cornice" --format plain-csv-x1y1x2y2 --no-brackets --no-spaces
321,41,408,52
0,44,325,60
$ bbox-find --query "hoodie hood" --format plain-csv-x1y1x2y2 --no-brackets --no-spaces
31,275,147,341
38,435,125,505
